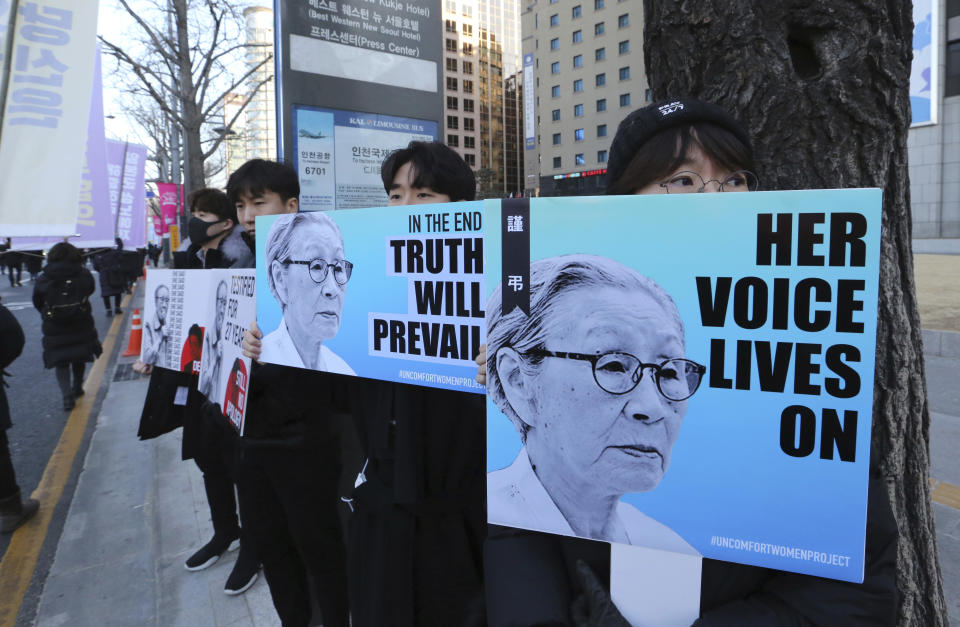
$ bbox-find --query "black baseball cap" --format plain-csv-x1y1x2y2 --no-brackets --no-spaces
605,98,751,190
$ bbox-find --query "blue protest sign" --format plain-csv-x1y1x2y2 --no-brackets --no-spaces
485,189,882,583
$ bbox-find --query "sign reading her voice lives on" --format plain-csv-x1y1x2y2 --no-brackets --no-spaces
485,190,881,583
254,205,485,394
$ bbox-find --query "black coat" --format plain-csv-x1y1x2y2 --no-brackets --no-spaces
0,303,25,431
92,249,125,297
32,262,102,368
345,380,487,627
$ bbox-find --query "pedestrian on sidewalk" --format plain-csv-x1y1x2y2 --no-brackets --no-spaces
0,299,39,534
2,239,23,287
92,240,125,316
32,242,103,410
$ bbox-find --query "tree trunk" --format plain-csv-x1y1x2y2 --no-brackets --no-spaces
173,0,205,189
642,1,947,624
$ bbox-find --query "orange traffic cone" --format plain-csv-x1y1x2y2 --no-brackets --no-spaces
122,309,143,357
142,264,147,279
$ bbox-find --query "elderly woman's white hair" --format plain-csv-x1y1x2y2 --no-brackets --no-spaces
264,212,344,306
485,253,683,441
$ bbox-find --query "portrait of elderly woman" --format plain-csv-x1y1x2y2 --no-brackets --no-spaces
261,212,355,375
486,254,703,555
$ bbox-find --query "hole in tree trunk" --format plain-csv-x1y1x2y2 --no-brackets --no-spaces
787,26,824,80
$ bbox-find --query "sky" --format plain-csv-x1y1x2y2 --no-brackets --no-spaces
97,0,272,148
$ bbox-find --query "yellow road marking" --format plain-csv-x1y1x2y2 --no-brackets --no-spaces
932,480,960,510
0,294,131,627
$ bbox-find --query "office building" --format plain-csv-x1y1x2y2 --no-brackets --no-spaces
521,0,648,196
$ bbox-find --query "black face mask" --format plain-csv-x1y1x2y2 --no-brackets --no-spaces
188,216,227,245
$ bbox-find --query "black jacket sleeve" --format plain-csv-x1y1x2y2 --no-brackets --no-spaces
0,304,25,370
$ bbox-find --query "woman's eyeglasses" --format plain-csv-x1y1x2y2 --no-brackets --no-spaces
282,258,354,285
659,170,759,194
524,349,706,401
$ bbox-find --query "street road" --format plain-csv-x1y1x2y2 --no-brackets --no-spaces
0,267,119,562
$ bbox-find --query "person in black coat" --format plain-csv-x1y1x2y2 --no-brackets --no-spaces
92,241,125,316
0,299,39,534
32,242,103,410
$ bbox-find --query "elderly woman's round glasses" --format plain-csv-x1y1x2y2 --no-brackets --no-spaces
659,170,759,193
525,349,706,401
282,258,354,285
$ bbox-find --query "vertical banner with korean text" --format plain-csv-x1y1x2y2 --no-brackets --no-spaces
0,0,100,235
106,139,147,249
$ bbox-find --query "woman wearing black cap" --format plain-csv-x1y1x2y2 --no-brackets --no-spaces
481,98,897,626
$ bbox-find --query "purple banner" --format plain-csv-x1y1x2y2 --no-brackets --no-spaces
107,139,148,250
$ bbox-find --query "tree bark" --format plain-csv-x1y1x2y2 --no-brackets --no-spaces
642,1,947,624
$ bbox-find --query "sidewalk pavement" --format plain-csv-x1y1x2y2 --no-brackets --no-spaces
21,255,960,625
30,289,280,627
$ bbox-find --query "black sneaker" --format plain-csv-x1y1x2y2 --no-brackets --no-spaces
105,309,113,317
224,549,260,595
184,535,239,571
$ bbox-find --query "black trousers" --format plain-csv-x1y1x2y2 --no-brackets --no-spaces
193,429,242,542
0,430,19,500
101,294,121,311
237,439,349,627
7,263,21,286
54,362,85,399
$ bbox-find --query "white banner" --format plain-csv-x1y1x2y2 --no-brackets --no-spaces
0,0,100,236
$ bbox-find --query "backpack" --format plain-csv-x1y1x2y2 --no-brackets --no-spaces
42,277,89,322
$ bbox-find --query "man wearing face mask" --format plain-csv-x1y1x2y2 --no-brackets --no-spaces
173,188,255,269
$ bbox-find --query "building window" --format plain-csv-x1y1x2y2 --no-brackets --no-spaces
463,98,474,112
464,118,475,131
551,85,561,97
462,23,472,35
446,77,458,90
551,61,560,74
553,156,562,168
446,57,458,71
574,128,585,141
597,149,608,162
595,22,605,35
619,92,630,107
572,5,582,18
462,42,473,54
552,132,562,145
446,38,457,52
618,13,628,27
445,19,456,32
618,40,629,54
594,0,604,8
596,98,606,112
445,1,456,11
595,73,605,86
597,123,607,137
595,47,605,61
573,54,583,68
465,153,476,166
551,108,561,121
574,103,584,116
645,87,653,101
447,115,459,129
572,30,582,43
447,134,459,147
550,37,560,50
463,61,473,74
575,153,585,165
550,13,559,26
447,96,458,109
464,136,475,149
463,79,473,93
619,66,630,80
573,79,583,92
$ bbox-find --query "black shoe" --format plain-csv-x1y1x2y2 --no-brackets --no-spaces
0,491,39,534
224,549,260,595
115,308,123,315
184,534,239,571
73,387,85,398
105,309,113,317
63,395,75,411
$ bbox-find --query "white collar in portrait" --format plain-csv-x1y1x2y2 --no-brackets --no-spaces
260,316,355,375
488,447,699,556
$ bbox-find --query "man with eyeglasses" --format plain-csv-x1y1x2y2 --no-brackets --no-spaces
141,284,171,366
260,211,355,374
